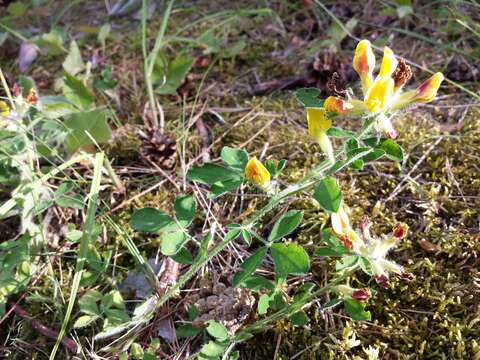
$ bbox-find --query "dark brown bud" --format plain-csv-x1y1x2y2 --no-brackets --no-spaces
392,59,412,89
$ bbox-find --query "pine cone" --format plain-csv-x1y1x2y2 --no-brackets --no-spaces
307,52,355,95
139,130,177,170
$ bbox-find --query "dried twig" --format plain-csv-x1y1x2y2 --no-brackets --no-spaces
12,304,79,354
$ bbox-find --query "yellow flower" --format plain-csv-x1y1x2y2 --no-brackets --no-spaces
245,157,271,190
347,40,444,138
306,108,334,163
0,101,10,117
364,77,394,113
353,40,375,93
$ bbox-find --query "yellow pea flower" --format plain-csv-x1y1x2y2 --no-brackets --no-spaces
364,77,395,113
0,101,10,117
353,40,375,93
306,108,334,163
393,72,445,110
245,157,271,190
412,72,444,102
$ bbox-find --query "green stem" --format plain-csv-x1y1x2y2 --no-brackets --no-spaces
235,270,353,339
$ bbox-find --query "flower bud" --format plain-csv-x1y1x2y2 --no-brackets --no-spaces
353,40,375,92
376,113,397,139
0,101,10,117
399,271,415,281
336,285,371,301
375,274,390,289
324,96,353,114
331,205,351,236
413,72,444,103
245,157,271,190
393,223,409,239
26,89,38,105
352,288,371,301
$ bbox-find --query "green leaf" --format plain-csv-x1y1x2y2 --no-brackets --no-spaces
161,228,187,256
232,247,267,287
268,210,303,242
209,178,243,198
155,54,194,95
295,88,323,108
323,298,342,310
174,194,196,225
62,72,94,110
335,255,359,272
200,340,228,358
237,274,274,292
55,193,84,209
130,208,174,233
206,320,229,341
321,229,343,248
187,163,241,185
73,314,99,328
176,324,202,338
170,247,194,264
344,298,371,321
101,290,125,310
270,243,310,278
381,139,404,162
64,109,112,153
103,308,130,326
78,290,102,315
350,159,364,170
315,247,347,257
221,146,248,172
63,40,85,76
314,177,342,213
290,311,309,326
7,2,28,17
187,304,200,321
221,39,246,58
257,293,272,315
363,149,385,162
327,127,355,138
359,257,373,275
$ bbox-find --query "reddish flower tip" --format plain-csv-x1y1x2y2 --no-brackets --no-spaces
393,223,409,240
400,271,415,281
352,288,371,301
388,130,398,139
375,275,390,289
339,235,353,250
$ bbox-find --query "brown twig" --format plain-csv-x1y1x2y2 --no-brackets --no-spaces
11,303,79,354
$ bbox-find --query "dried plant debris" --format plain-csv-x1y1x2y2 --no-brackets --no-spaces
186,277,255,335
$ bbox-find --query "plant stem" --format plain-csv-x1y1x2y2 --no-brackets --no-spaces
103,156,125,192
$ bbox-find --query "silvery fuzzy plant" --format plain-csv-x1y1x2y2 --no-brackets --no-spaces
112,39,444,358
